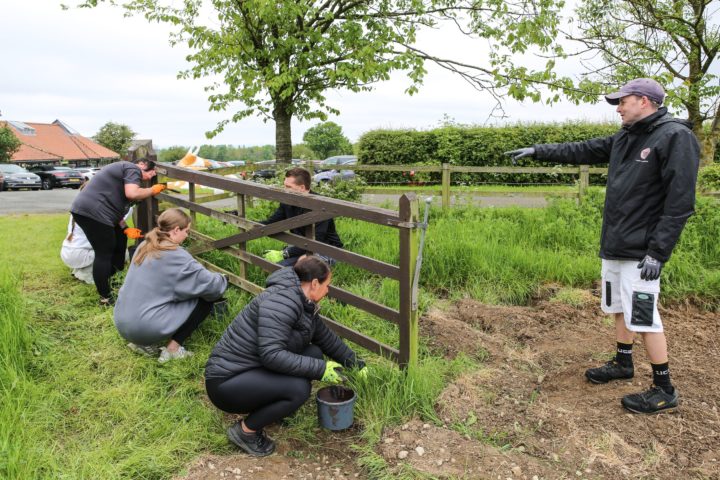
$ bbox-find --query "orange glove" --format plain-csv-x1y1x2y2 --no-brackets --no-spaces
151,184,167,196
123,227,143,240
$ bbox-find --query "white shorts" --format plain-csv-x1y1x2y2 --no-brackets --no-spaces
601,259,662,333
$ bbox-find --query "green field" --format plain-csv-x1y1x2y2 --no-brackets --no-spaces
1,193,718,478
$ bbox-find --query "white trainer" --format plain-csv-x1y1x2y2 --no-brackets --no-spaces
158,346,193,363
127,343,160,356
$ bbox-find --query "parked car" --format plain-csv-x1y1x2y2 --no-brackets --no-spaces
251,159,307,179
73,167,101,181
30,165,86,190
0,163,42,191
312,155,357,183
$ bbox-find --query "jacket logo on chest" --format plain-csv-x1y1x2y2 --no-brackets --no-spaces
636,147,652,163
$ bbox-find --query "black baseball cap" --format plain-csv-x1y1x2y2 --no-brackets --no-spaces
605,78,665,105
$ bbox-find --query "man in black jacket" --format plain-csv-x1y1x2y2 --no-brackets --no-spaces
506,78,700,414
262,167,343,266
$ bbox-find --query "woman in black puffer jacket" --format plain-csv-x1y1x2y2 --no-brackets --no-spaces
205,255,364,457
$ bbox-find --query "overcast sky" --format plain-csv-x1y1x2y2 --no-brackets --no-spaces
0,0,621,149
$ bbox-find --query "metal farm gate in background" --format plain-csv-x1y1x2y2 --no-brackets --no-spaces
136,163,423,367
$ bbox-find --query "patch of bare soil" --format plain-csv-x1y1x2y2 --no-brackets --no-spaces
177,296,719,480
424,298,720,479
378,418,569,479
177,422,366,480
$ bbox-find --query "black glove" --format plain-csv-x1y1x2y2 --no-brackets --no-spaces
504,147,535,164
638,255,663,281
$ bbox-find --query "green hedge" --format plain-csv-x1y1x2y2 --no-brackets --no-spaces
357,122,619,185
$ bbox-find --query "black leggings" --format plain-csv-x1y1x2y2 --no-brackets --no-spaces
172,298,212,345
206,344,323,431
72,213,127,299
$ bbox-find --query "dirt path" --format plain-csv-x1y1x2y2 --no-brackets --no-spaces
178,296,720,479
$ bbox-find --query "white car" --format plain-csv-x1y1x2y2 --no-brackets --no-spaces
73,167,101,181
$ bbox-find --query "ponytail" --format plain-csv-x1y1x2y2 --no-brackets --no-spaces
133,208,191,265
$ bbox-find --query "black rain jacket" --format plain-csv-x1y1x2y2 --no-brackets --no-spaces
534,107,699,262
205,267,357,380
262,194,343,258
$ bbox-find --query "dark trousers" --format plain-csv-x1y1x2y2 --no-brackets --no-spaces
72,213,127,299
172,298,212,345
205,344,323,431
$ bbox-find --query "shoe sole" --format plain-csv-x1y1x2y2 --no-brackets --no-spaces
227,426,275,457
585,373,634,384
622,403,678,415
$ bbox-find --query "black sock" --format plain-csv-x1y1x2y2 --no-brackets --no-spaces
652,362,673,393
616,342,633,367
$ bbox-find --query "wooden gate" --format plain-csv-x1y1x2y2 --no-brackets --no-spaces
138,164,423,367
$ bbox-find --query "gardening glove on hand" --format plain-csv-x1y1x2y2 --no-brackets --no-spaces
504,147,535,164
321,361,345,384
263,250,285,263
123,227,143,240
150,184,167,196
351,359,368,380
638,255,663,281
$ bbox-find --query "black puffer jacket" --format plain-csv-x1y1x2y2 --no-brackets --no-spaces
205,267,358,380
534,108,699,262
262,196,343,257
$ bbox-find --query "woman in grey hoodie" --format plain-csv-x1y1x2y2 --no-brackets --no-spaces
114,208,227,363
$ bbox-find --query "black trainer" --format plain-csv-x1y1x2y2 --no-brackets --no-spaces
585,359,634,384
227,422,275,457
621,385,679,414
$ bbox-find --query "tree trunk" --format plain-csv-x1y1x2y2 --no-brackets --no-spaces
274,104,292,163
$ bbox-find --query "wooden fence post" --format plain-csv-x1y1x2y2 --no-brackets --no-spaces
136,177,159,232
398,194,420,368
441,163,451,210
188,182,197,224
236,193,247,280
578,165,589,202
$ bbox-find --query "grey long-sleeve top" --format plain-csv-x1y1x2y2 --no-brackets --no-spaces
114,246,227,345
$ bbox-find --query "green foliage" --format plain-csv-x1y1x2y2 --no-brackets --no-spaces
197,144,275,162
698,164,720,192
313,177,367,202
158,145,189,163
0,126,22,163
157,144,276,163
93,122,136,157
357,122,618,184
485,0,719,163
302,122,353,160
291,143,317,160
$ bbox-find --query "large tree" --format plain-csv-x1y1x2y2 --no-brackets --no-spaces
75,0,563,162
93,122,136,157
303,122,353,159
0,126,22,163
482,0,720,164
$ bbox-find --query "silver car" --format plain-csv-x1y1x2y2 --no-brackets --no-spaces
0,163,42,191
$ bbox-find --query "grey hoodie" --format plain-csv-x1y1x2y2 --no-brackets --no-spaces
114,246,227,345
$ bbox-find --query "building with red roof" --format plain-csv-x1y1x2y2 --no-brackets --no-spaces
1,119,120,167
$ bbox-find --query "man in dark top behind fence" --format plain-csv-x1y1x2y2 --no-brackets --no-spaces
262,167,343,267
506,78,700,414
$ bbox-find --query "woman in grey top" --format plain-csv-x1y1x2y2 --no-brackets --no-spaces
114,208,227,363
71,158,166,306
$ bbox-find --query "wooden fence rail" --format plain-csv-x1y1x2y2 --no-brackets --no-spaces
210,162,610,208
139,163,424,367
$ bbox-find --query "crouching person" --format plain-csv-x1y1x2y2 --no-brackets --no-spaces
114,208,228,363
204,256,365,457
